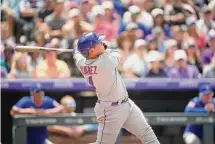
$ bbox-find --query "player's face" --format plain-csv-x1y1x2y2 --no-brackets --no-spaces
89,42,105,58
201,92,214,104
31,91,44,101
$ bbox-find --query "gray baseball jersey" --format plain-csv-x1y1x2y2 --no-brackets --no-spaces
73,49,128,101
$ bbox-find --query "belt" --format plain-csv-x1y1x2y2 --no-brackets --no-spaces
97,98,128,106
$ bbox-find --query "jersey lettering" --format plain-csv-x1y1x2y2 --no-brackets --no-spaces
80,66,98,75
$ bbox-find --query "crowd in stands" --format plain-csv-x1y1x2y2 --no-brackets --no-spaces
1,0,215,79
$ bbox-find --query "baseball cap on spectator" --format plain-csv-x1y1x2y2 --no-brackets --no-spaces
199,83,213,95
146,50,161,62
102,1,114,10
129,5,141,15
30,83,44,93
126,22,138,31
164,39,177,49
174,50,187,61
134,39,147,49
151,8,164,17
186,17,196,25
68,8,80,18
183,38,196,49
208,29,215,40
91,5,105,17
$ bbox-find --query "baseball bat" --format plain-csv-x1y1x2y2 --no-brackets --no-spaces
15,46,73,53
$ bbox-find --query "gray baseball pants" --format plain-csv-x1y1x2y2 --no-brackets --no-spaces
93,98,160,144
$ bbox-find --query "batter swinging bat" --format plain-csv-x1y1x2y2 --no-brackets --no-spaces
15,46,73,53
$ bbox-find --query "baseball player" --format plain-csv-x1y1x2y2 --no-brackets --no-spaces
73,32,160,144
183,83,215,144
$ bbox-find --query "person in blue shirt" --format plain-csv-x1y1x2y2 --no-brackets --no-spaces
183,83,215,144
10,83,64,144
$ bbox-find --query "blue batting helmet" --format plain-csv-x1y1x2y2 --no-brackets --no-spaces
77,32,104,57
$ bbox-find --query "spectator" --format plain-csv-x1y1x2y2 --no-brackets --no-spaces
123,0,154,28
117,31,134,61
203,54,215,78
208,1,215,20
10,83,64,144
146,50,167,78
119,5,151,38
8,52,32,78
151,8,171,38
125,22,143,39
168,49,200,78
183,83,215,144
151,27,167,53
80,0,93,23
36,44,71,78
164,0,186,25
91,5,116,41
1,3,15,38
163,39,178,69
18,0,43,22
196,5,215,35
201,29,215,66
34,0,54,40
28,51,44,70
37,0,54,22
183,38,202,73
171,25,184,49
146,34,158,51
45,0,66,38
101,1,119,41
63,8,93,40
184,17,206,51
0,40,16,73
48,95,98,137
123,39,148,78
14,0,44,41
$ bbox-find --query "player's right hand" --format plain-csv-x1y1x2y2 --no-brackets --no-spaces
205,103,215,113
25,108,37,114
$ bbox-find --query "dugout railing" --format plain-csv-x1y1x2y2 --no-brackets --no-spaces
13,113,215,144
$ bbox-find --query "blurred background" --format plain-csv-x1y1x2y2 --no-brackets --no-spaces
1,0,215,143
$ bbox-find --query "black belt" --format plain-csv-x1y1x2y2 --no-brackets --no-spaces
97,98,128,106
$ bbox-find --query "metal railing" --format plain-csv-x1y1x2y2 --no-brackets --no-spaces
13,113,215,144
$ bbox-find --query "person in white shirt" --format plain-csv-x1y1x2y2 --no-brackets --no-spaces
123,39,149,78
196,6,215,35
